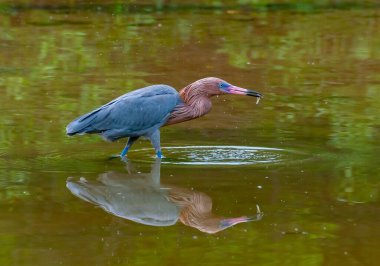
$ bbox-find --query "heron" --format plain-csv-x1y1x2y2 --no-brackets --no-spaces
66,77,262,158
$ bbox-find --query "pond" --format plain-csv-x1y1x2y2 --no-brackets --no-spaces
0,1,380,265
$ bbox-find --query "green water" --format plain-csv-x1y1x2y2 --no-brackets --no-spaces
1,1,380,265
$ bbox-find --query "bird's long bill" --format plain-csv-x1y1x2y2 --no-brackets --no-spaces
228,85,262,97
228,85,263,104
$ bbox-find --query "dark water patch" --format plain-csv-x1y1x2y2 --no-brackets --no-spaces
0,67,29,74
27,19,91,26
0,151,128,174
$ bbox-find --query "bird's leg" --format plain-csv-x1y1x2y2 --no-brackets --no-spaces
124,159,137,174
149,130,163,158
150,158,161,186
120,136,139,158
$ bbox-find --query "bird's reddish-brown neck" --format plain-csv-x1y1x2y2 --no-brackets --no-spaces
180,83,210,105
164,84,213,126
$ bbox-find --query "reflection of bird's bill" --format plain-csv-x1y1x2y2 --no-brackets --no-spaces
219,216,251,228
219,204,263,228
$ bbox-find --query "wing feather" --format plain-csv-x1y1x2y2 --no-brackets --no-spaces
66,85,180,141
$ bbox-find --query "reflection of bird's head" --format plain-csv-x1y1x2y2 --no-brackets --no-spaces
168,188,263,234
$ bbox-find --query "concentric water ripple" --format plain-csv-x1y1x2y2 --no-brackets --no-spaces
133,146,307,166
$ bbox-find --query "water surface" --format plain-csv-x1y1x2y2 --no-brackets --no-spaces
0,1,380,265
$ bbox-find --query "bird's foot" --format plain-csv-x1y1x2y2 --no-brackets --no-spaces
156,151,164,159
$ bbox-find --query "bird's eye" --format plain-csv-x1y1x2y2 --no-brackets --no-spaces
219,82,230,89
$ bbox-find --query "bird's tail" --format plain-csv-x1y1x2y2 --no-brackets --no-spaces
66,121,87,136
66,110,100,136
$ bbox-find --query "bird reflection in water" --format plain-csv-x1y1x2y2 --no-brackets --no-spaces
66,159,263,234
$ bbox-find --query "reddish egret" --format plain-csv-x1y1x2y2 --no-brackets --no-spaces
66,77,262,158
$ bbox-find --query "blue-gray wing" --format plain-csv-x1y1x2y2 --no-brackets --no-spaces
66,85,180,141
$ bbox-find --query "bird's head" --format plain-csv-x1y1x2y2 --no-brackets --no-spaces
183,77,263,103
